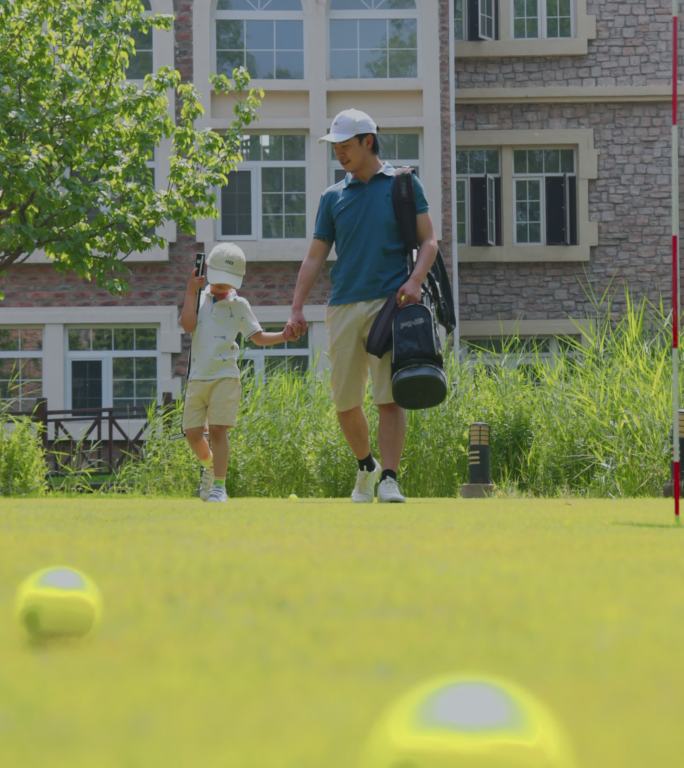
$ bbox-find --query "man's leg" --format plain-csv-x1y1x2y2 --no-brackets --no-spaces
377,402,406,473
337,406,371,459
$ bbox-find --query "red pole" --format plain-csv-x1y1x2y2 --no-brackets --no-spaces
673,2,680,521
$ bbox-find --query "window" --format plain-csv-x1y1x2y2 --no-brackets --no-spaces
513,0,573,39
330,131,419,184
215,0,304,80
239,324,310,379
0,328,43,412
513,149,576,246
455,149,501,246
220,134,306,240
67,327,158,414
329,0,418,79
461,334,579,380
455,0,499,41
127,0,153,80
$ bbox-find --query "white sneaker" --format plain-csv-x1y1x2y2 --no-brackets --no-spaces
206,485,228,503
351,460,380,503
377,476,406,503
198,466,214,500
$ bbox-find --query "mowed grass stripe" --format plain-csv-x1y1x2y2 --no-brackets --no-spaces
0,498,682,767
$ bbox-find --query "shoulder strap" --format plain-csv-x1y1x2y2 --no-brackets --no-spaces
391,168,418,254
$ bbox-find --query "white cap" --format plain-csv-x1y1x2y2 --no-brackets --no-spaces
206,242,246,288
318,108,377,143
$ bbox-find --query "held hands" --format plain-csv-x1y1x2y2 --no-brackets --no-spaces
396,276,422,307
284,308,307,341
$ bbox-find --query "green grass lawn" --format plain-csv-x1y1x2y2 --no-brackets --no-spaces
1,497,683,767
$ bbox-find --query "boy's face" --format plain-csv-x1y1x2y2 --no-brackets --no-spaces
209,282,233,294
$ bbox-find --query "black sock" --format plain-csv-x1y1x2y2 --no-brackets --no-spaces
358,454,375,472
381,469,397,482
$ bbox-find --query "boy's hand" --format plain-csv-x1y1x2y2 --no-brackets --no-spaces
187,269,206,293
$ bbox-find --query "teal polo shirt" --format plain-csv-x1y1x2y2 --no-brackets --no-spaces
313,163,429,306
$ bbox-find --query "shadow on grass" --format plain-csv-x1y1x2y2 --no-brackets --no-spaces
613,522,684,530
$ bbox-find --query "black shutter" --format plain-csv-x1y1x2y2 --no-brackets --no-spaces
467,0,480,41
568,175,578,245
546,175,577,245
545,176,567,245
470,176,488,246
495,176,502,245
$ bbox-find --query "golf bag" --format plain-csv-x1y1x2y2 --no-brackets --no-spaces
390,169,450,409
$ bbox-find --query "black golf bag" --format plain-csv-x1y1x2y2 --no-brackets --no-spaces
389,169,452,409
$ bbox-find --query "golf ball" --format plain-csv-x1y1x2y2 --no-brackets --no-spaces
359,674,575,768
15,566,102,640
288,493,298,500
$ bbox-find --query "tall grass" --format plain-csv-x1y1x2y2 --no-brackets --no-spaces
110,294,673,498
0,410,48,496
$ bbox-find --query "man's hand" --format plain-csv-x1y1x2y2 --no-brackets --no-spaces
395,276,422,307
285,307,307,340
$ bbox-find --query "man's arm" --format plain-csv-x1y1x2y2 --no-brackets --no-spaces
287,238,332,336
396,211,439,305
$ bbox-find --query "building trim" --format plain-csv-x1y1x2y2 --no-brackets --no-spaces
457,86,672,106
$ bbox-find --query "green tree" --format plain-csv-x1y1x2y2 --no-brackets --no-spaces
0,0,262,294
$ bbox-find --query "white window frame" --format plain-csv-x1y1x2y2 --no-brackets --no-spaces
239,322,311,381
65,327,161,412
126,0,154,82
328,0,419,80
512,148,576,246
218,133,307,241
0,328,44,412
478,0,495,40
455,148,501,247
214,0,304,81
329,130,420,185
512,0,574,40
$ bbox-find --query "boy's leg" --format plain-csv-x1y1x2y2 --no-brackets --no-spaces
185,427,212,463
208,425,229,479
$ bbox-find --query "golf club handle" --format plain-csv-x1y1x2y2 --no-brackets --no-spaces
194,252,206,314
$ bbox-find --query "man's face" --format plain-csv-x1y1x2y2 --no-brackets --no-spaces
333,135,372,175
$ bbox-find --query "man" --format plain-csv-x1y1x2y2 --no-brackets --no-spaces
286,108,438,503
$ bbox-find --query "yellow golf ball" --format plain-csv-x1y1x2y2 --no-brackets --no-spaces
15,566,102,640
288,493,298,500
360,674,575,768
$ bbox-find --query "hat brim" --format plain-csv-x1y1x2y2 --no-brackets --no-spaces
206,266,243,289
318,131,356,143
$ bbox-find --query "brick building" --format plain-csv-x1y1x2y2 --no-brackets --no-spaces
0,0,678,422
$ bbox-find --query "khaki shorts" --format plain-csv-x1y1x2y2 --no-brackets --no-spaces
182,377,241,430
326,298,394,412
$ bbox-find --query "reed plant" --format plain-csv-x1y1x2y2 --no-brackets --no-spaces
109,293,673,498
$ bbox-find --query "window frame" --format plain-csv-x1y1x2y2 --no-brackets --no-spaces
455,130,597,263
455,148,501,247
214,1,305,81
239,322,311,381
218,133,307,242
0,327,44,412
512,0,574,40
65,326,160,413
328,0,419,80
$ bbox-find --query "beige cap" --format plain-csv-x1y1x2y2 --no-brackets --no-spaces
206,243,246,288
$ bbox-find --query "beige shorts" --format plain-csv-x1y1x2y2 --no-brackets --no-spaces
182,378,241,430
326,298,394,412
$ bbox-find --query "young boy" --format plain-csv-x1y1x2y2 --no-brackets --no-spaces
179,242,288,502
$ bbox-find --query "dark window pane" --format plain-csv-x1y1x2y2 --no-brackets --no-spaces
246,20,274,49
216,20,244,50
71,360,102,410
93,329,112,350
275,51,303,79
276,20,303,49
113,358,134,378
114,328,135,350
68,329,91,350
135,328,157,350
135,357,157,378
217,51,244,76
330,51,357,78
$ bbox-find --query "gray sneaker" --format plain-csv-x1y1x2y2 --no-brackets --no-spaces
351,460,380,503
206,485,228,503
198,466,214,500
377,476,406,503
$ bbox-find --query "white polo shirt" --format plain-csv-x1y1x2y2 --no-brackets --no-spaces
189,289,262,381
